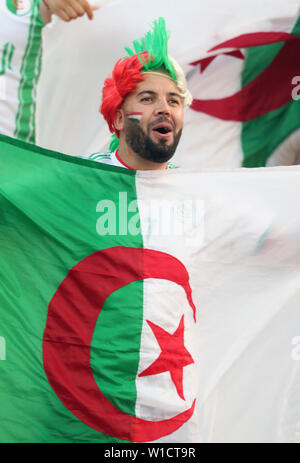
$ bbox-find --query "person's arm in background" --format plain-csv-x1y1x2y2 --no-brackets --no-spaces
40,0,96,24
0,0,98,142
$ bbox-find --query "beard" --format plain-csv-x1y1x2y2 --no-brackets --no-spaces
124,117,182,164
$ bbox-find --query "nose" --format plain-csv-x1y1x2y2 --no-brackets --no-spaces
154,98,171,117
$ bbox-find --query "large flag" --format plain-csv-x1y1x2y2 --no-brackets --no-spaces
1,134,300,443
36,0,300,168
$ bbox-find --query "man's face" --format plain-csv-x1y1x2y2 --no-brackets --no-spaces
119,73,184,163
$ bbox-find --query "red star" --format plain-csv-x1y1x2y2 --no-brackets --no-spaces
138,315,194,400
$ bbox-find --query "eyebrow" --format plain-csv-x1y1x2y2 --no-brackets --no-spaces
137,90,182,99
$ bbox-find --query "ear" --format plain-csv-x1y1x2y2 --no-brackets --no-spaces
113,108,125,131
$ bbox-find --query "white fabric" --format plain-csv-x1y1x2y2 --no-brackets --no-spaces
136,279,197,425
134,165,300,442
87,150,177,169
88,150,126,168
0,2,32,137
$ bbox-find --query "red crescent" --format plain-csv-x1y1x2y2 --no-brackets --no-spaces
191,50,244,73
191,32,300,120
43,247,196,442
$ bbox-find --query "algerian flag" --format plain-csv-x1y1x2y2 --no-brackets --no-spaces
182,11,300,168
1,134,300,443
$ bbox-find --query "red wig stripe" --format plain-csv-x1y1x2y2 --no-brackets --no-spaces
100,52,149,136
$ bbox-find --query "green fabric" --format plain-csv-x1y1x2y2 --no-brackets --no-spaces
109,133,120,152
0,134,144,443
0,43,15,76
91,280,143,416
241,15,300,167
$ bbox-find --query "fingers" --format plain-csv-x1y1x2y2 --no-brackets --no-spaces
66,1,87,19
59,10,71,22
43,0,95,22
79,0,93,20
64,5,81,20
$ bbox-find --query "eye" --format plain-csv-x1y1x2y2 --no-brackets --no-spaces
169,99,180,105
140,96,153,103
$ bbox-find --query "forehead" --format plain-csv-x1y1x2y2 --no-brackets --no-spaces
129,73,181,98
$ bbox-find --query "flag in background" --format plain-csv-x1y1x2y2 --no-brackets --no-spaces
36,0,300,168
1,134,300,442
188,12,300,167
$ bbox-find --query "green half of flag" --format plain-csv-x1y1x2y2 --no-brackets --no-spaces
0,134,144,443
241,15,300,167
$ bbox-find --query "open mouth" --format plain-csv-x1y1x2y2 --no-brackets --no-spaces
151,122,173,137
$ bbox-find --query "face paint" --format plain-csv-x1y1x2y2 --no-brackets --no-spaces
125,112,143,123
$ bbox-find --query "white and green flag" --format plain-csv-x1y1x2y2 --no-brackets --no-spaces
185,11,300,168
1,134,300,442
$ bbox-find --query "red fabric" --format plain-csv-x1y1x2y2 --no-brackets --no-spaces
208,31,299,51
43,247,196,442
139,315,194,400
191,50,244,73
191,32,300,121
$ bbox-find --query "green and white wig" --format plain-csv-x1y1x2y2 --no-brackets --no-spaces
100,17,192,151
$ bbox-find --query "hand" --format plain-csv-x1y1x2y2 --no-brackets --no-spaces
42,0,97,22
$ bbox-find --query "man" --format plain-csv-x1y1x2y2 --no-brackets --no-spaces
89,18,192,170
0,0,96,143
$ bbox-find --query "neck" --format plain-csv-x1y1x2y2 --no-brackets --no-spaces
117,139,168,171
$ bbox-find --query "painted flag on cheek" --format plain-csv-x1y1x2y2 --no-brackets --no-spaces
1,134,300,443
125,112,143,123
